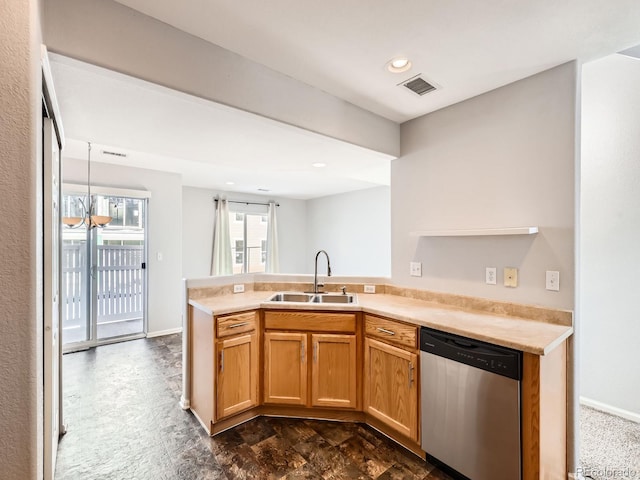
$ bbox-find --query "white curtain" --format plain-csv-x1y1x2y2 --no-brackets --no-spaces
210,199,233,276
265,201,280,273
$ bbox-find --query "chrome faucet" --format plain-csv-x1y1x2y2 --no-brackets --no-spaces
313,250,332,294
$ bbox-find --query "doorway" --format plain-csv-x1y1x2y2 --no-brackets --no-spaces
61,189,148,351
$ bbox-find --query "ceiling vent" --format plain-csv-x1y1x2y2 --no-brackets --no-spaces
102,150,127,158
399,75,436,96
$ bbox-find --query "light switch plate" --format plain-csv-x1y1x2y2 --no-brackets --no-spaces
546,271,560,291
410,262,422,277
504,267,518,288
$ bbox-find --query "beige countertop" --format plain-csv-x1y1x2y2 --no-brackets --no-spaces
189,291,573,355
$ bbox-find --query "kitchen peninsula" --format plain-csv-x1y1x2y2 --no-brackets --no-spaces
182,275,573,480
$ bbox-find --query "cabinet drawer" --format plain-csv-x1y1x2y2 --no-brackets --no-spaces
216,311,258,338
365,315,417,349
264,311,356,333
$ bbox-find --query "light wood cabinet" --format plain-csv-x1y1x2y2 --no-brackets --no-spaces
216,332,259,419
217,311,258,338
264,332,307,405
191,302,568,467
263,312,358,409
311,334,357,408
189,309,260,427
365,314,417,349
364,336,419,441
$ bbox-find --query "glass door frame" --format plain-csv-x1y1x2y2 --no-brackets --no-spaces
62,183,150,352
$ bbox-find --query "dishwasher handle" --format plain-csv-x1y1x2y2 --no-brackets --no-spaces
420,326,522,380
451,338,477,349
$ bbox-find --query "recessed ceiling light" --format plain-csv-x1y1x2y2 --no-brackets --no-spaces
312,162,327,168
225,181,235,185
386,57,412,73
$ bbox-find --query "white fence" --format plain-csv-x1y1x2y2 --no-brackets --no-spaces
62,244,144,326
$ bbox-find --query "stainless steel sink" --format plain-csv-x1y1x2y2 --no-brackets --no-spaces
267,292,315,302
266,292,358,304
312,293,357,304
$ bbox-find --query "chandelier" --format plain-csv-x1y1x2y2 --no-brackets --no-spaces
62,142,112,229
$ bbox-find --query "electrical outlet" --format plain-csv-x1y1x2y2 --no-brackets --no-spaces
364,285,376,294
156,252,163,261
546,271,560,291
485,267,497,285
233,284,245,293
410,262,422,277
504,267,518,288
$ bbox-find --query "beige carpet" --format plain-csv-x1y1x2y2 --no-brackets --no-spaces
580,405,640,479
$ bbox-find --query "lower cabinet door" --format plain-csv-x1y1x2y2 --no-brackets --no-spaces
216,333,259,419
264,331,308,405
364,337,418,441
311,334,357,408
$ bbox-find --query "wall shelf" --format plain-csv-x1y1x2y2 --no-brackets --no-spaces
411,226,539,237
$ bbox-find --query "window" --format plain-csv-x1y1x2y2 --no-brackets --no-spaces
234,240,244,265
107,196,144,229
229,211,268,274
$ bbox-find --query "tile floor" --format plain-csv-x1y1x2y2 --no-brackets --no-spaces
55,334,451,479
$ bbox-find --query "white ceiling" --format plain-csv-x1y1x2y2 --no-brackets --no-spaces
52,1,640,200
114,0,640,123
50,55,393,200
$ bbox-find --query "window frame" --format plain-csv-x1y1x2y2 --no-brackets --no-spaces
228,209,268,274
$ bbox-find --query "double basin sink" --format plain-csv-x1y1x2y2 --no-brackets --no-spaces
268,292,357,304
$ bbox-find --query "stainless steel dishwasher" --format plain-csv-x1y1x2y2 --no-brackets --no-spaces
420,327,522,480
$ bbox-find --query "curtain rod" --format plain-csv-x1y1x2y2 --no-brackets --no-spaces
213,197,280,207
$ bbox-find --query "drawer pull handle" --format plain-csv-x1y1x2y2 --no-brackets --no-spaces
229,322,249,329
377,327,395,336
313,342,318,363
220,351,224,373
301,343,305,363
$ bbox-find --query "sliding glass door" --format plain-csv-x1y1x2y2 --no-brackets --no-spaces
61,190,148,351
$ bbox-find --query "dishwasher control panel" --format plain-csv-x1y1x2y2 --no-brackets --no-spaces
420,327,522,381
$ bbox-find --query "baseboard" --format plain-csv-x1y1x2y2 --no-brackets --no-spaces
146,327,182,338
580,396,640,423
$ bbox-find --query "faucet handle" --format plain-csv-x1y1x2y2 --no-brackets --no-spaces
341,286,347,295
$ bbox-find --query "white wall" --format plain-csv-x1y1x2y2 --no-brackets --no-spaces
393,63,578,310
43,0,399,157
182,186,307,278
306,187,391,276
0,1,43,477
581,54,640,417
64,159,182,334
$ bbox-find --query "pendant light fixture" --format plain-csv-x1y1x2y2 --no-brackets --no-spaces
62,142,112,229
